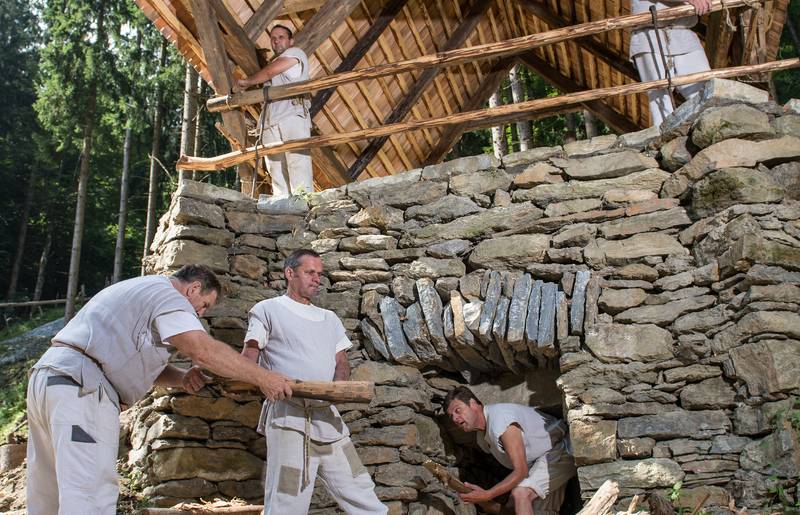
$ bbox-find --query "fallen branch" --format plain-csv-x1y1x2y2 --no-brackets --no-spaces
422,460,512,515
217,379,374,403
207,0,759,112
178,58,800,171
577,480,620,515
136,505,262,514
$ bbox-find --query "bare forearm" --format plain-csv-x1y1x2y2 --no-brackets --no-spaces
173,332,281,383
334,351,350,381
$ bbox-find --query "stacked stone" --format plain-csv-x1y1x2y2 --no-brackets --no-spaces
135,81,800,512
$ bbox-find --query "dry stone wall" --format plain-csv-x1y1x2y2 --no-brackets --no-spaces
130,81,800,512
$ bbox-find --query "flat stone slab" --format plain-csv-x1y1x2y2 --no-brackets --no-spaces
617,409,730,440
584,323,673,363
468,234,550,269
578,458,684,492
552,151,658,181
691,104,775,149
514,169,670,206
584,232,687,267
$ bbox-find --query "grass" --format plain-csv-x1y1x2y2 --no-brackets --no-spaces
0,305,66,341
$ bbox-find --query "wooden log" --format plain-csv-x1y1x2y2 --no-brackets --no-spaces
422,460,512,515
292,0,361,55
207,0,760,113
0,298,67,309
137,505,263,514
219,379,374,403
243,0,285,42
576,480,620,515
180,58,800,171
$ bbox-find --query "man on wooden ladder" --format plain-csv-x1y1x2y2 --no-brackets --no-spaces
238,25,312,199
630,0,712,126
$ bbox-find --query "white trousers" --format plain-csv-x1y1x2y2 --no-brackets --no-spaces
516,439,576,515
26,368,120,515
263,424,386,515
262,114,313,198
634,48,710,126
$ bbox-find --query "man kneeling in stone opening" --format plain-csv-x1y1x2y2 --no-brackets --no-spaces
444,386,576,515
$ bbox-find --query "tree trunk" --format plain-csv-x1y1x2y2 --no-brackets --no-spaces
509,65,531,151
564,112,578,143
489,90,507,159
112,124,132,284
584,109,598,138
192,79,205,182
33,226,52,303
180,63,199,184
141,39,169,275
6,167,36,301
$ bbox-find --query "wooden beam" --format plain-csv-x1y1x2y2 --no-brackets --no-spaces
518,52,640,134
310,0,408,118
519,0,639,81
207,0,760,113
244,0,285,42
425,57,516,165
178,58,800,171
705,9,738,68
189,0,255,192
292,0,361,55
347,0,494,179
209,0,261,74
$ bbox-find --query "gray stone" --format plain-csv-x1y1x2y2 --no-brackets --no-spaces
618,438,655,459
379,297,421,367
156,223,235,249
400,203,544,247
548,247,583,264
598,288,647,314
615,295,716,326
544,198,602,218
617,124,661,149
143,478,218,499
479,271,502,344
150,448,263,482
153,240,229,273
660,136,693,172
746,283,800,304
340,257,390,271
680,377,737,410
339,234,397,253
601,188,658,208
718,233,800,277
692,214,761,266
348,205,404,231
391,276,416,305
729,338,800,396
584,233,687,268
740,428,800,478
614,263,659,281
552,223,596,249
502,146,563,172
691,104,775,149
564,134,618,157
405,195,482,224
773,114,800,137
770,161,800,200
618,410,730,440
536,282,557,353
663,365,722,383
398,257,466,280
584,323,673,363
597,208,692,240
712,310,800,353
569,271,591,336
176,179,250,204
571,419,617,465
352,425,418,448
554,150,659,180
360,319,390,361
257,194,308,215
402,303,439,363
691,167,784,217
426,239,472,258
226,210,303,235
492,297,517,370
673,305,733,334
506,274,532,348
422,154,500,180
229,254,267,280
449,168,513,196
468,234,550,269
578,458,684,492
514,169,670,206
512,162,564,188
415,278,448,355
446,295,493,372
556,291,569,342
525,280,543,348
745,264,800,286
710,435,752,454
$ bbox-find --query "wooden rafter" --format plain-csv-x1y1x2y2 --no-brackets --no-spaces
310,0,409,118
519,0,639,81
346,0,494,180
292,0,362,55
425,56,516,165
209,0,261,74
244,0,285,42
518,52,641,134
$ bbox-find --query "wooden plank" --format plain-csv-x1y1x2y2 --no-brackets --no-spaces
425,57,516,164
207,0,758,112
310,0,408,117
178,57,800,171
292,0,361,55
243,0,285,42
705,9,737,68
209,0,261,74
347,0,494,179
520,0,638,80
519,51,640,133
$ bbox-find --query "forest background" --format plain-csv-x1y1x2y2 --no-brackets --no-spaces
0,0,798,322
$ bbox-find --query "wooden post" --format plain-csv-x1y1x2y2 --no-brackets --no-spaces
179,58,800,172
206,0,761,113
217,380,375,403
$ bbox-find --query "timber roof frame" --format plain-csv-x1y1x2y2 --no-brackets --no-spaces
134,0,790,193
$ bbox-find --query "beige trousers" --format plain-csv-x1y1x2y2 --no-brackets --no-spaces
26,368,120,514
514,439,576,515
262,114,313,198
263,424,386,515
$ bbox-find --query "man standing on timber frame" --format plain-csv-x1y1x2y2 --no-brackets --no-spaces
630,0,712,126
242,249,386,515
445,386,576,515
238,25,312,198
26,265,292,514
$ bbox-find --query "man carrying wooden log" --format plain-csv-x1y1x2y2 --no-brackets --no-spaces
26,264,293,514
444,386,576,515
237,25,312,199
630,0,712,126
242,249,386,515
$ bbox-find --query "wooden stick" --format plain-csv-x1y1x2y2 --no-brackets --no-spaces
136,506,263,514
218,379,374,403
206,0,760,112
0,298,69,309
422,460,512,515
627,494,642,514
690,492,711,515
576,480,619,515
179,57,800,171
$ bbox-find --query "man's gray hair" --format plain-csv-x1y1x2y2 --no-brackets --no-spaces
284,249,321,271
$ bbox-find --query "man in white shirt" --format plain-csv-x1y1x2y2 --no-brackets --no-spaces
242,249,386,515
445,387,575,515
26,264,292,515
630,0,712,126
238,24,312,198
